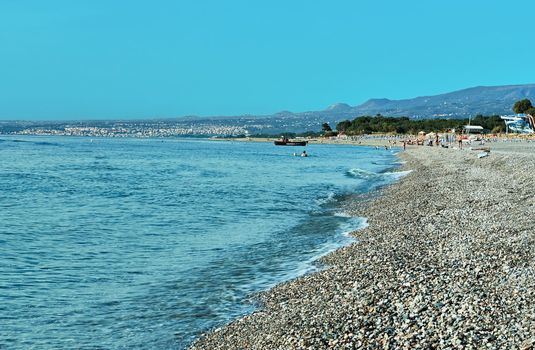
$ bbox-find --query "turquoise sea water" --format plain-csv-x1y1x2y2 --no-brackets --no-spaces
0,136,403,349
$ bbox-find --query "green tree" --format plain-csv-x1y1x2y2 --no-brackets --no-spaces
322,122,332,132
525,107,535,116
513,99,533,114
336,120,351,132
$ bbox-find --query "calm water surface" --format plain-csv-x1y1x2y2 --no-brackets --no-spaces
0,136,403,349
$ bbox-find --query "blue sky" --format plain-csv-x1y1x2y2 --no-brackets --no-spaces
1,0,534,120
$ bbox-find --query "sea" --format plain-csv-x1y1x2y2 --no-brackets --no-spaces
0,136,405,349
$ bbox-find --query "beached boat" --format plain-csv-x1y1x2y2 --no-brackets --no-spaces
274,139,308,146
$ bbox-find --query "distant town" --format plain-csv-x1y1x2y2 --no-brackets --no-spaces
10,121,251,138
0,114,328,138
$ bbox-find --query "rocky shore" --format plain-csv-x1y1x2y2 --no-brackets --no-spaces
190,146,535,349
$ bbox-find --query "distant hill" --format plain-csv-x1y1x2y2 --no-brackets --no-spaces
232,83,535,132
348,84,535,118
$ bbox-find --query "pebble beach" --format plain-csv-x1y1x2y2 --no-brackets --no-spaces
190,144,535,349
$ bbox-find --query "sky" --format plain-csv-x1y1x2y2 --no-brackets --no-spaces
1,0,534,120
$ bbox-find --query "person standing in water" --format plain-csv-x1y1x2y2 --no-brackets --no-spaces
301,150,308,157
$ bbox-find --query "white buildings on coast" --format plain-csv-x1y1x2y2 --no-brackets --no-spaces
14,124,251,138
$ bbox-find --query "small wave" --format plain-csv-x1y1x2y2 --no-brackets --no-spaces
315,191,336,205
346,168,411,182
284,216,368,278
345,168,381,180
4,139,60,146
382,170,412,180
34,141,61,146
11,139,31,143
338,217,369,237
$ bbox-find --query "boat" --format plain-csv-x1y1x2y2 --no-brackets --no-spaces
274,138,308,146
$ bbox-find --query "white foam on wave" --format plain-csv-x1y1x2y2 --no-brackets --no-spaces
315,191,336,205
382,170,412,180
307,216,368,261
278,215,369,280
346,168,412,182
346,168,380,180
338,216,369,237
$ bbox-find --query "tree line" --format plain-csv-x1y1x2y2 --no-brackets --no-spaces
335,115,505,135
333,98,535,136
248,99,534,138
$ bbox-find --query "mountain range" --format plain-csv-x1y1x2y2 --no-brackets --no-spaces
221,83,535,132
267,83,535,123
339,84,535,119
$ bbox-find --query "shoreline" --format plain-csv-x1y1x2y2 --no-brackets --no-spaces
190,145,535,349
209,136,405,148
210,135,535,150
185,147,407,349
187,151,409,348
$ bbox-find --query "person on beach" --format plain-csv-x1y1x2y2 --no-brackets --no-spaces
403,140,406,150
458,137,463,149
